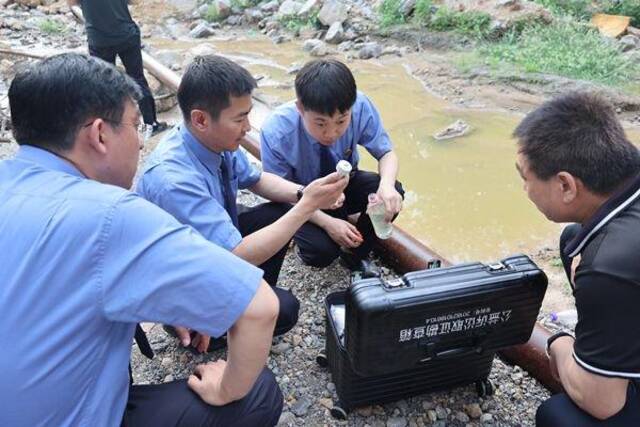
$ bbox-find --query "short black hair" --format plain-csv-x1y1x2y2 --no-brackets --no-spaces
514,91,640,195
178,55,256,122
295,59,357,116
9,53,141,152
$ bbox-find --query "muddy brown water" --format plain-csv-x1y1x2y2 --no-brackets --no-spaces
151,35,640,264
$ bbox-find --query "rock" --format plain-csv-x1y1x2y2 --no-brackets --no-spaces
189,22,215,38
302,38,328,56
357,42,382,59
480,413,494,424
464,403,483,419
161,357,172,366
324,21,343,44
226,15,244,25
290,396,312,416
244,8,264,24
215,0,233,19
435,405,447,420
456,411,470,423
277,411,296,426
387,416,407,427
271,342,291,354
318,397,333,409
261,0,280,13
168,0,199,14
194,3,209,18
497,0,518,7
337,40,353,51
297,0,322,18
163,374,174,382
620,35,639,52
356,405,373,416
433,119,471,140
398,0,416,17
271,34,289,44
427,410,437,422
628,26,640,37
318,0,348,26
278,0,302,17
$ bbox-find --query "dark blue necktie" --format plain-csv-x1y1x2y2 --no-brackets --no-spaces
319,144,336,176
219,152,239,228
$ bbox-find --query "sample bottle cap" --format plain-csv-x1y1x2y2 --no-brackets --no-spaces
336,160,352,177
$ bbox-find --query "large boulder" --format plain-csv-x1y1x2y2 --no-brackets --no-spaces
324,21,344,44
303,38,328,56
620,35,639,52
297,0,322,18
318,0,348,26
278,0,303,17
357,42,382,59
189,22,215,38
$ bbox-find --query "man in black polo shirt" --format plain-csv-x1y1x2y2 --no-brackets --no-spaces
68,0,167,135
514,92,640,426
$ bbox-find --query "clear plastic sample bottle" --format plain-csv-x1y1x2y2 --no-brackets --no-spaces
367,193,393,239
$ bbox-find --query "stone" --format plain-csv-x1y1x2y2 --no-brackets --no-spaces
290,396,312,416
427,410,437,422
318,397,333,409
435,405,447,419
620,35,639,52
261,0,280,13
271,342,291,354
497,0,517,7
189,22,215,38
387,416,407,427
455,411,470,423
398,0,416,17
297,0,322,18
324,21,343,44
337,40,353,51
464,403,483,419
215,0,233,19
357,42,382,59
318,0,348,26
278,0,302,17
480,413,494,424
356,405,373,416
277,411,296,426
303,37,324,51
226,15,243,25
163,374,174,383
244,8,264,23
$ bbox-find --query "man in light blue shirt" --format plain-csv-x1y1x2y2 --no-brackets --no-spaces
0,53,283,426
261,59,405,277
137,55,347,353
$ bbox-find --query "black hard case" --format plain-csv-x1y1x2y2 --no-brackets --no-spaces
324,255,547,411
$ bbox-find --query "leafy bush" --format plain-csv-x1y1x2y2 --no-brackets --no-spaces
379,0,406,27
603,0,640,26
38,19,66,34
533,0,593,20
483,20,638,86
413,0,433,23
204,4,222,22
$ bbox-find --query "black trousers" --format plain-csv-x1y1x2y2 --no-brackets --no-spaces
123,368,283,427
238,202,299,336
294,170,404,268
89,36,157,125
537,380,640,426
536,224,640,426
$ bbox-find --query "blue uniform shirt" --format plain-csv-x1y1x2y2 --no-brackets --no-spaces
0,145,263,427
136,125,261,251
260,92,393,185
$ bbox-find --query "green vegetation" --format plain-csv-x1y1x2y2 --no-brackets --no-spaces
483,20,638,86
38,19,66,35
379,0,406,27
532,0,593,20
426,8,492,39
603,0,640,26
278,11,320,34
204,4,222,22
413,0,432,23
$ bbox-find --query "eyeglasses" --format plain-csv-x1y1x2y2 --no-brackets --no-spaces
83,119,152,145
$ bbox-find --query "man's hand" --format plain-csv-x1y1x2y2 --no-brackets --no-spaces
548,335,574,381
376,183,402,222
301,172,348,211
329,193,345,210
174,326,211,353
188,361,234,406
325,217,363,248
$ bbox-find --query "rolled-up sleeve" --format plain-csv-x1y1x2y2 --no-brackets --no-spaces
99,193,262,338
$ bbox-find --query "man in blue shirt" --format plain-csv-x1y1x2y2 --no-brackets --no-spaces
1,53,283,426
137,55,347,352
260,59,405,277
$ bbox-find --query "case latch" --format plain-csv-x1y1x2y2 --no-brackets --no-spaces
382,277,407,290
487,262,506,271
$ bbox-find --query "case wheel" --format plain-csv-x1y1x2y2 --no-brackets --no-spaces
475,379,494,397
316,351,328,368
330,404,348,420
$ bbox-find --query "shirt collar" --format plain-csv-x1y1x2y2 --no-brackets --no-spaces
180,124,223,174
15,145,84,178
565,173,640,257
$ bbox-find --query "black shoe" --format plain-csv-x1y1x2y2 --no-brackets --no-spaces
162,324,227,353
151,121,169,136
339,252,381,278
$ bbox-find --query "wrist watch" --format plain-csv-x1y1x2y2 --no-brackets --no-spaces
296,185,305,201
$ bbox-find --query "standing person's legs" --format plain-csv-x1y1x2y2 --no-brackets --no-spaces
238,202,299,335
117,36,157,125
88,44,117,65
343,170,405,260
124,368,283,427
536,382,640,426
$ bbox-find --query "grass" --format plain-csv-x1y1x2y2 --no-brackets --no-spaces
482,20,639,86
278,10,319,34
603,0,640,26
38,19,66,35
379,0,406,28
204,4,222,22
426,8,492,39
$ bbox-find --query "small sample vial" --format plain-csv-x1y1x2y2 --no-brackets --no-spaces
366,193,393,239
336,160,352,178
